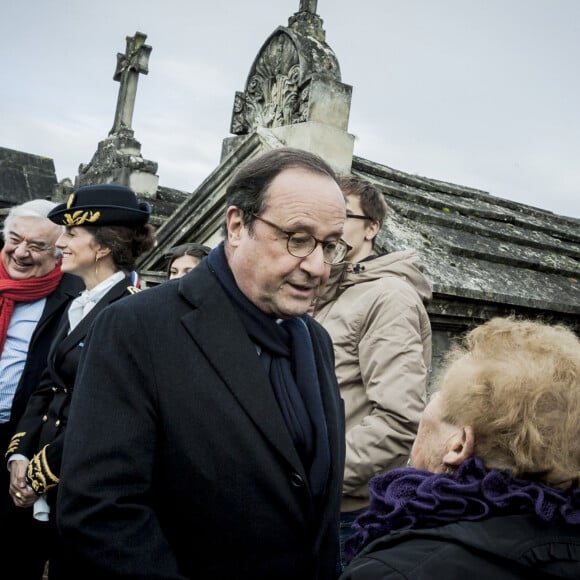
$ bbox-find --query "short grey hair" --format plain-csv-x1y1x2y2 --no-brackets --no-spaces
3,199,63,258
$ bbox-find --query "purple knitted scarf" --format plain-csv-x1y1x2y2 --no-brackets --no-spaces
345,457,580,563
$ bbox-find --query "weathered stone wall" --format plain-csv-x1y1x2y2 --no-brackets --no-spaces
0,147,57,207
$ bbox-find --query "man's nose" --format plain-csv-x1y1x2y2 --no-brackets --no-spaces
300,242,327,276
13,243,31,257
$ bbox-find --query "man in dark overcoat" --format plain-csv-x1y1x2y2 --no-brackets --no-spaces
57,148,348,579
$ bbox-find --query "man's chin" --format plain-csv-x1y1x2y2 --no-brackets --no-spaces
7,267,35,280
277,298,312,319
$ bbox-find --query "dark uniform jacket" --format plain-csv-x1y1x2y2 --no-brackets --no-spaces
340,514,580,579
1,273,82,510
1,273,82,448
0,272,82,579
7,276,139,502
57,262,346,580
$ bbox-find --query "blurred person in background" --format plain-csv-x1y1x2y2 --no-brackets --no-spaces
311,175,432,573
165,242,211,280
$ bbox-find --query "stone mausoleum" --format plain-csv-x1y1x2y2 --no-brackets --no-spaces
1,0,578,384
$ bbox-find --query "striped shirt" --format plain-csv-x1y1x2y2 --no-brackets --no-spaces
0,298,46,423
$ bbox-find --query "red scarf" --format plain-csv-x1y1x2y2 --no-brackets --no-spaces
0,251,63,354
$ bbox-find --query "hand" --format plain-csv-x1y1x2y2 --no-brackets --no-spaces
8,459,37,508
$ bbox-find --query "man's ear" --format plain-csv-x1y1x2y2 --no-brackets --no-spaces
366,220,381,242
225,206,244,246
443,426,474,467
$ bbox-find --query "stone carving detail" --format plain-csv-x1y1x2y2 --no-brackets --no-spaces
289,4,325,42
76,134,158,188
231,33,310,135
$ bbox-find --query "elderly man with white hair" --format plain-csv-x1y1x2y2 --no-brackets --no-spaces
0,198,82,579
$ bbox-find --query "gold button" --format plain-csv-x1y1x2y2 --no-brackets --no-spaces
42,415,48,422
52,387,57,392
55,420,61,427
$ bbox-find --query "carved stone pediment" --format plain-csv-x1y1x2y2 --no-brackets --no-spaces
231,26,341,136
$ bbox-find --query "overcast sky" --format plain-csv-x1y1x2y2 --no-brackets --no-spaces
2,0,579,218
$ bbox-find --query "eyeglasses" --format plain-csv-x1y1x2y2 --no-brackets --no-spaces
346,214,372,220
251,214,351,265
6,235,54,255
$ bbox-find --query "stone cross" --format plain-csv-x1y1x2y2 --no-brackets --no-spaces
110,31,151,135
299,0,317,12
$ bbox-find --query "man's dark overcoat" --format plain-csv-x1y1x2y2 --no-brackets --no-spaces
57,262,346,580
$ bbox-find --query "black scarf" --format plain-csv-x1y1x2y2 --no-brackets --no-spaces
207,243,330,500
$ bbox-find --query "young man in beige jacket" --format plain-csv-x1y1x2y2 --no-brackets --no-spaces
312,175,432,573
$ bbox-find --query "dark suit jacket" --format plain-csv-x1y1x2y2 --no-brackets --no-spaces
57,262,346,580
9,276,139,500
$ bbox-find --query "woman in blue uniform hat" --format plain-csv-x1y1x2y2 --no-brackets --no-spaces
6,183,156,579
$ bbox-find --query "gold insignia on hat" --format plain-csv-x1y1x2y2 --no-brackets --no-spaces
63,210,102,226
66,193,75,208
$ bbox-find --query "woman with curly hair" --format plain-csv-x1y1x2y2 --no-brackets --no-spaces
341,316,580,579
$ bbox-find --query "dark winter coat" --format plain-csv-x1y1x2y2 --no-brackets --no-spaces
57,261,345,580
340,514,580,579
